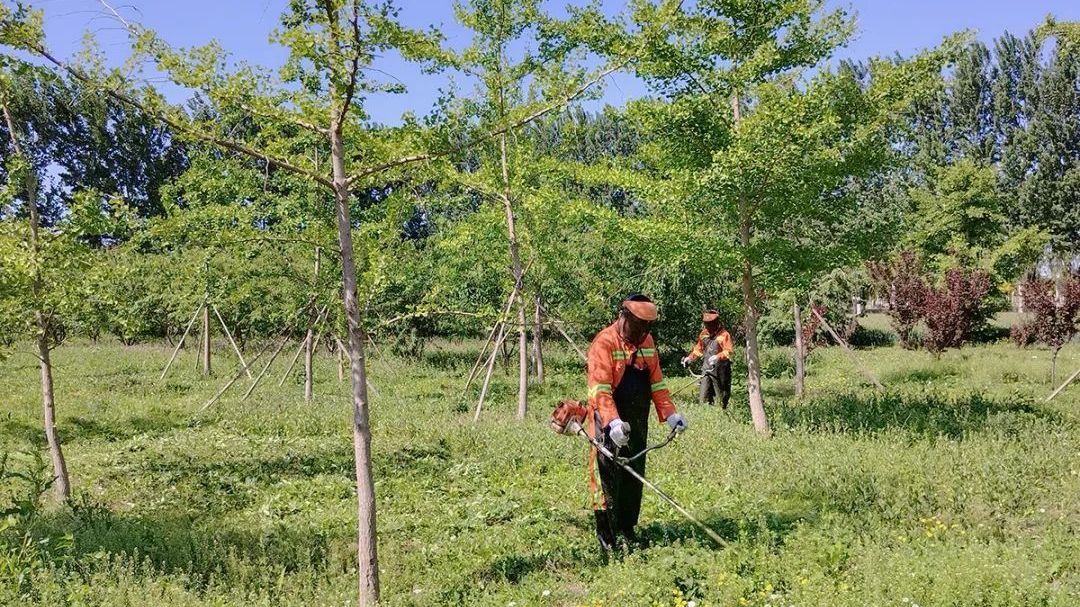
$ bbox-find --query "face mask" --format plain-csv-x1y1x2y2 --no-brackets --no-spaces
620,313,652,345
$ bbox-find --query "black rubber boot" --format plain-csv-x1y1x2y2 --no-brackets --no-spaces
594,510,617,552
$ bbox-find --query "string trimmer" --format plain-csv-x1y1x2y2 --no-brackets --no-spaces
550,400,727,547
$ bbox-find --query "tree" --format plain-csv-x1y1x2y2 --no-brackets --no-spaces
448,0,579,419
1,2,449,601
0,54,187,228
1012,275,1080,382
576,0,950,435
0,57,85,501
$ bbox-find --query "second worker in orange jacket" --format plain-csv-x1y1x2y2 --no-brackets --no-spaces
681,309,734,409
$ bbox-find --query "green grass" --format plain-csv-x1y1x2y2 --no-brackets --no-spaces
1,337,1079,606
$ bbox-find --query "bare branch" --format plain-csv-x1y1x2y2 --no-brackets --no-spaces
85,0,333,186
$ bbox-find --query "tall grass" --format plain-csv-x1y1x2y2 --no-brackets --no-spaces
0,338,1077,606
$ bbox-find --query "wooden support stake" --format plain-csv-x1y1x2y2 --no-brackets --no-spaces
1045,366,1080,402
474,321,512,422
811,307,884,391
197,343,272,414
279,305,328,387
793,301,806,399
541,307,587,362
306,248,321,403
197,297,316,413
161,298,205,380
464,288,519,394
279,336,310,387
243,337,291,400
213,303,252,379
337,340,345,382
200,302,212,375
533,293,544,383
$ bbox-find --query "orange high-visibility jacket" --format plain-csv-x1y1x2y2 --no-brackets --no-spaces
688,328,734,361
586,321,676,432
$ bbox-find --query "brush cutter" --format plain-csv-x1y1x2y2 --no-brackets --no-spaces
550,400,727,547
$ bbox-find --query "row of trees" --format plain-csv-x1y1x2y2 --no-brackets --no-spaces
2,1,1079,604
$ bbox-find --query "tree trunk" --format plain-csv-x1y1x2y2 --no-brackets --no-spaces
304,327,315,402
305,248,321,403
498,131,528,420
201,303,211,375
732,93,770,436
4,100,70,501
1052,348,1059,384
36,330,69,501
793,301,806,400
533,293,544,384
337,340,345,382
330,125,379,606
740,250,770,435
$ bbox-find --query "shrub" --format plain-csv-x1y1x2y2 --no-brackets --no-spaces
868,250,927,349
1011,275,1080,381
869,251,994,353
848,325,895,348
922,267,993,354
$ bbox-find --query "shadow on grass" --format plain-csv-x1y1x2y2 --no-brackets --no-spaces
2,412,201,447
560,503,807,554
0,417,43,446
66,414,195,443
29,504,352,594
421,349,482,372
777,391,1062,439
882,364,959,384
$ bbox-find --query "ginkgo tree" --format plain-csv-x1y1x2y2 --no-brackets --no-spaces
572,0,956,435
0,57,124,501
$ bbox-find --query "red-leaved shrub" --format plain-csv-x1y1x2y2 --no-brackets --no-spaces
868,250,929,349
921,267,993,354
1012,275,1080,381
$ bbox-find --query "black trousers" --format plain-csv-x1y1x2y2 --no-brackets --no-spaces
596,365,652,539
699,360,731,407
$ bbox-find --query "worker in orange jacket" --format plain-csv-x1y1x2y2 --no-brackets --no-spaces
681,310,734,409
586,293,688,550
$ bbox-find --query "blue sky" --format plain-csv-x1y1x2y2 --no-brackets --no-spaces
32,0,1080,124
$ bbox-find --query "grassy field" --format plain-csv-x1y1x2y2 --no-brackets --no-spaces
1,334,1079,606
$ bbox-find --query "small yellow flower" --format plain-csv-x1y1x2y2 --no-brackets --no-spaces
738,598,750,606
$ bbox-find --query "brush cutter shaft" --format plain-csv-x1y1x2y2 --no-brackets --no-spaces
567,421,726,547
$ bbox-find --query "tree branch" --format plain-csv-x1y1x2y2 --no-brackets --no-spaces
339,0,362,126
345,59,628,186
86,0,333,187
26,44,333,189
239,103,329,136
